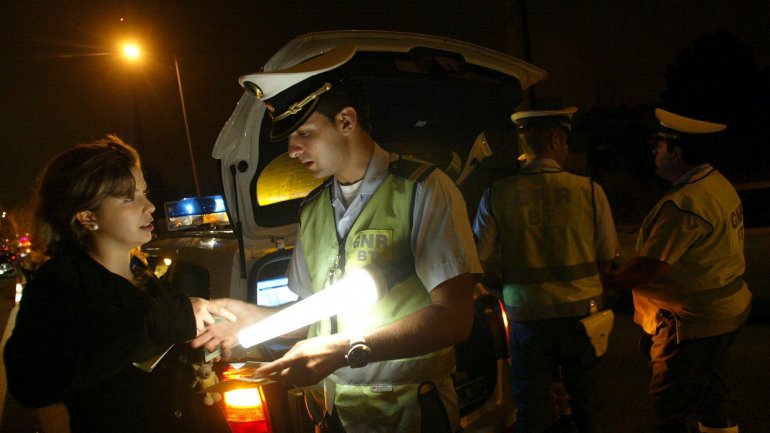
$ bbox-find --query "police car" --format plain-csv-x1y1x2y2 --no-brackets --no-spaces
143,30,547,433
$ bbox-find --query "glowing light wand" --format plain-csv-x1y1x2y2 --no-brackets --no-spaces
237,267,381,348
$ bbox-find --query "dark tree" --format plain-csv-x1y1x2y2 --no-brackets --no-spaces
661,31,770,180
578,106,668,225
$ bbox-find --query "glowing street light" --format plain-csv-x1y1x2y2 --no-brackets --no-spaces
119,40,144,151
121,42,141,62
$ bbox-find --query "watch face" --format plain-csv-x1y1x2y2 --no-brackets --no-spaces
347,344,370,368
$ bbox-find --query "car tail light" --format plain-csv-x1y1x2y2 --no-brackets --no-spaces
220,365,274,433
497,298,510,344
223,386,272,433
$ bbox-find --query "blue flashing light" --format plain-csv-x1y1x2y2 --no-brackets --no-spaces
165,195,226,218
214,197,225,213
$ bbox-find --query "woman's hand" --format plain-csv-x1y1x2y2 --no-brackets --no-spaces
190,298,266,352
189,297,237,335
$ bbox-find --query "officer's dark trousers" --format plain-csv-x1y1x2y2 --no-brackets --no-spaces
510,318,603,433
647,310,739,433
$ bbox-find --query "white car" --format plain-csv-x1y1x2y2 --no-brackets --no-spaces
144,30,546,433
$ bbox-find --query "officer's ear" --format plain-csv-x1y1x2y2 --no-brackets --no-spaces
670,143,683,162
548,128,565,149
337,107,357,135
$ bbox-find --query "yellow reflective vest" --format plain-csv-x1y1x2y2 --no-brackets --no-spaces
298,157,458,433
490,169,602,321
633,167,751,339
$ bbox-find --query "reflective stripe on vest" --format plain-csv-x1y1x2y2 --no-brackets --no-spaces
684,277,745,302
503,277,604,321
491,171,602,321
502,261,599,284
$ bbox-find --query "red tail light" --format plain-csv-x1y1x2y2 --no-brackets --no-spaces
498,298,510,343
220,365,273,433
223,387,272,433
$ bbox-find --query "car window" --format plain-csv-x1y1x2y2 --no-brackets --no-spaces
256,153,323,206
247,251,298,307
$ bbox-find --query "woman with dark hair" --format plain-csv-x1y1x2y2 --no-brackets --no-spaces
4,135,234,433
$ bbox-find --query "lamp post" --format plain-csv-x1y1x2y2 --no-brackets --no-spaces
174,56,201,197
119,42,201,197
121,42,144,152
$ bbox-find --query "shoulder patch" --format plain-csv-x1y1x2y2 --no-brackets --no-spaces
389,155,436,183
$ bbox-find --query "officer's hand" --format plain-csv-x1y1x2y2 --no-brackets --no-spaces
256,335,349,387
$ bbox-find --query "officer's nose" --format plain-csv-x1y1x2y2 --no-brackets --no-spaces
287,139,303,159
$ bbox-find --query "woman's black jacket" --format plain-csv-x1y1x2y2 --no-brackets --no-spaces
3,247,231,433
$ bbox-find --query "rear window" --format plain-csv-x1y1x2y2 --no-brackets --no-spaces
250,49,524,228
256,154,323,206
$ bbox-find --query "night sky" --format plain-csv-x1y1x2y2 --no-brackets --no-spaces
2,0,769,211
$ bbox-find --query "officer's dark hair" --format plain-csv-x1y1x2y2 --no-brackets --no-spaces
517,125,567,156
315,77,372,134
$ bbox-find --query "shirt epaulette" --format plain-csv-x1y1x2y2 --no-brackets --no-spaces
299,177,334,211
388,155,436,183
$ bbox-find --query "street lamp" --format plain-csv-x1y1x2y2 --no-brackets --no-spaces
119,41,144,152
122,42,141,61
119,42,201,197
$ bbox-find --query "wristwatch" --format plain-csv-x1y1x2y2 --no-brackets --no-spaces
346,336,371,369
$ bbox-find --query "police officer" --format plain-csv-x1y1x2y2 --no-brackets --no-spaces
603,109,751,433
473,107,618,433
193,45,481,433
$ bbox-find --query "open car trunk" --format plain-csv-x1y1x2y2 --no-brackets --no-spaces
213,30,546,236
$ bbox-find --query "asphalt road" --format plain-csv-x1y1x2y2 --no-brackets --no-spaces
0,277,768,433
597,295,770,433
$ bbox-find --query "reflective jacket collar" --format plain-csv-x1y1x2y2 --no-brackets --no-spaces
520,158,563,174
673,163,713,187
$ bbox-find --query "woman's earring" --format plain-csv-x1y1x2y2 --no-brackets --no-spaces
92,224,99,231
